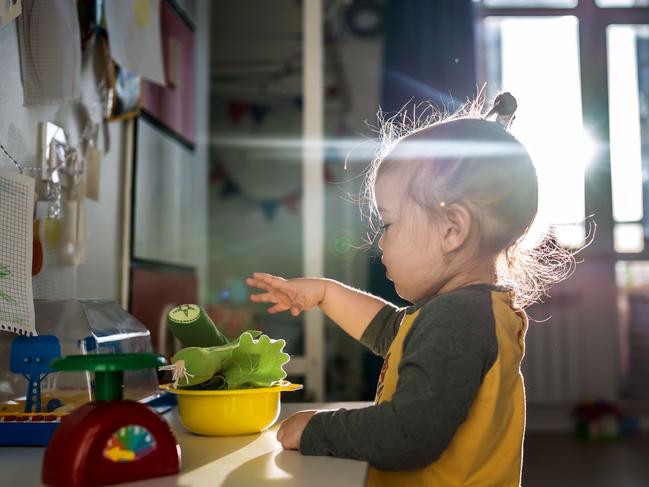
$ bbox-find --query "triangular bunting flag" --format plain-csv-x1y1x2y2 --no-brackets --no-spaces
228,101,249,124
260,200,280,221
250,104,271,126
282,192,301,214
221,178,240,198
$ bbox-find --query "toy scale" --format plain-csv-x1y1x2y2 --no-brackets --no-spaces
0,335,66,446
42,353,181,487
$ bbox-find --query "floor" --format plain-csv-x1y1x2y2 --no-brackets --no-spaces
523,433,649,486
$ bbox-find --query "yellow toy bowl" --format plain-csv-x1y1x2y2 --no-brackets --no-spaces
161,381,303,436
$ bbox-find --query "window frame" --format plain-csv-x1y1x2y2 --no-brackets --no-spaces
474,0,649,260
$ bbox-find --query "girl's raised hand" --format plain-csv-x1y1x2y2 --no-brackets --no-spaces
246,273,326,316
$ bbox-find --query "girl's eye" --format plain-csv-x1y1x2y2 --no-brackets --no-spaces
380,223,391,232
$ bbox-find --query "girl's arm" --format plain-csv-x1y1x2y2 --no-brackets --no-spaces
300,292,499,470
246,273,388,340
319,279,390,340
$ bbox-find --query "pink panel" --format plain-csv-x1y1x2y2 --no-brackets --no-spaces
131,267,198,353
140,0,196,146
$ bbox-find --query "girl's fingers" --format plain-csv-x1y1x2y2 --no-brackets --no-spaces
268,303,289,314
276,421,286,442
247,276,295,301
249,292,276,303
250,289,294,313
289,294,307,316
252,273,294,293
252,272,280,282
251,272,279,287
248,273,298,312
245,277,273,292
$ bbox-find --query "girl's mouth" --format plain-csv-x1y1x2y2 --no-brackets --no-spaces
381,258,390,279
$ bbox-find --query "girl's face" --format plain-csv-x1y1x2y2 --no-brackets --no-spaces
375,171,447,303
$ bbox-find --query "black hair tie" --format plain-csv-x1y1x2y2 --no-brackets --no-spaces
486,92,517,130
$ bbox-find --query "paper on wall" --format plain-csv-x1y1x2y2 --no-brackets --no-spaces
105,0,166,86
0,169,36,336
0,0,21,30
16,0,81,105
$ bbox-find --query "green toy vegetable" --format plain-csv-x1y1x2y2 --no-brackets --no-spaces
160,330,289,390
221,332,289,389
166,344,237,387
166,304,230,347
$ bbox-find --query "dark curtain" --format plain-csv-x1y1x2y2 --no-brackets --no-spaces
379,0,477,113
364,0,477,398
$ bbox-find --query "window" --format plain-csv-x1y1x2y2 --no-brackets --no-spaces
477,16,590,247
607,25,649,253
597,0,649,7
475,0,577,6
615,261,649,399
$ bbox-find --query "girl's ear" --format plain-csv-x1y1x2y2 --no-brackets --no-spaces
440,203,472,254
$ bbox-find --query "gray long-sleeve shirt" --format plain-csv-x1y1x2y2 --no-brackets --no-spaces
299,284,526,481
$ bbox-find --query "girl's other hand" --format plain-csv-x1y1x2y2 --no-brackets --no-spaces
276,410,318,450
246,273,326,316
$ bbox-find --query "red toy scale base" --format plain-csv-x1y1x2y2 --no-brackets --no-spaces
42,400,180,487
41,353,181,487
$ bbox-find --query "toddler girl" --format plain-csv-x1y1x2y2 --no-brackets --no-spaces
247,93,574,486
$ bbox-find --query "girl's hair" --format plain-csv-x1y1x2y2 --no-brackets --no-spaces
363,94,577,308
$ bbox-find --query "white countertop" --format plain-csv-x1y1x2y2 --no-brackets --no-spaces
2,402,371,487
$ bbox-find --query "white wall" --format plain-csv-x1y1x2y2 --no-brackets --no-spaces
1,0,211,305
76,122,125,300
0,19,119,301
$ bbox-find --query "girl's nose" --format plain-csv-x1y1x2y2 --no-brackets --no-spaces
377,233,384,251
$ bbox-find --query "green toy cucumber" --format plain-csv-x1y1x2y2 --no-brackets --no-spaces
166,304,230,347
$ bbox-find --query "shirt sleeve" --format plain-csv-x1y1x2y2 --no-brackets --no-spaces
300,291,499,471
359,304,407,358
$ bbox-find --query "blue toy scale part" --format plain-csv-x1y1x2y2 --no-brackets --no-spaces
141,392,177,415
0,420,62,446
9,336,61,413
0,336,64,446
0,392,177,446
3,336,173,447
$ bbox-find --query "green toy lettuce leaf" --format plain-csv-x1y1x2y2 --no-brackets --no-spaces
221,332,289,389
171,343,237,387
161,330,291,390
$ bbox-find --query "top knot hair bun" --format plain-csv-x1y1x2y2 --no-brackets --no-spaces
486,92,518,130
